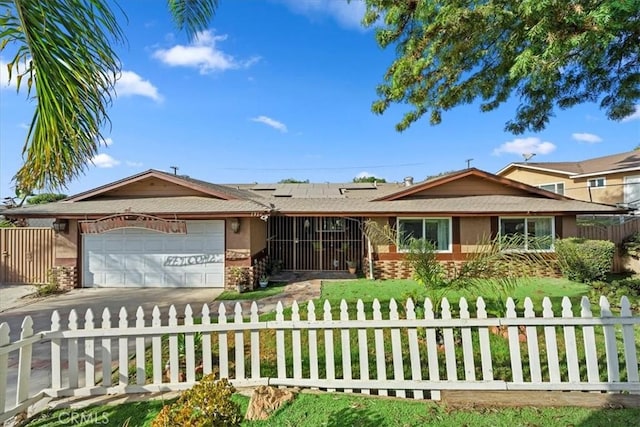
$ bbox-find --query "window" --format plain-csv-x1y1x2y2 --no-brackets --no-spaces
538,182,565,195
317,217,344,232
397,218,451,252
500,217,554,251
588,177,606,188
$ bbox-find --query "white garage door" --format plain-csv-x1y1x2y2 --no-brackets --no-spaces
83,220,225,287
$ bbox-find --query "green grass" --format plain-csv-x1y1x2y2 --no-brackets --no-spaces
24,393,640,427
25,398,173,426
216,282,287,301
320,277,589,307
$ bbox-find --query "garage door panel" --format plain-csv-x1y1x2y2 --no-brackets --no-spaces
124,272,143,285
83,220,225,288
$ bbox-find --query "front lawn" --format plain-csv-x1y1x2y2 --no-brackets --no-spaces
321,277,589,306
25,392,640,427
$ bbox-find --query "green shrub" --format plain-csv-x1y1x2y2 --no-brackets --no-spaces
590,278,640,312
152,375,242,427
36,270,63,296
622,232,640,258
555,238,615,283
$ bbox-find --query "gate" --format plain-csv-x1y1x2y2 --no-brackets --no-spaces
0,228,54,284
268,217,364,271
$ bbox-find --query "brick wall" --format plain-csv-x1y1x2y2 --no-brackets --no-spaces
51,266,78,290
372,259,561,280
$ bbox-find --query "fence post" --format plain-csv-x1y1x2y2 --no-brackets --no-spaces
233,303,245,381
101,308,112,387
356,300,369,395
389,299,405,397
476,298,493,382
581,297,600,383
68,310,79,389
291,301,302,380
118,308,129,386
424,298,440,400
459,298,476,382
372,299,387,396
167,306,179,383
51,311,61,390
151,307,162,384
307,301,319,387
250,302,260,380
84,309,96,388
620,296,639,383
0,323,10,412
16,316,34,404
506,298,523,383
524,298,542,383
184,305,196,383
599,296,620,382
201,305,213,377
135,307,146,385
542,298,561,383
323,300,335,392
405,299,423,399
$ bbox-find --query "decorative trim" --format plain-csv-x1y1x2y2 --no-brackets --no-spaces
79,213,187,234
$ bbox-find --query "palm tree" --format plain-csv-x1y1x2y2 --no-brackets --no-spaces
0,0,218,192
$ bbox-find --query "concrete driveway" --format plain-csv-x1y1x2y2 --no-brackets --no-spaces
0,287,223,410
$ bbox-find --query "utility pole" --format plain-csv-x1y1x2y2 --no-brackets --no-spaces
170,166,179,176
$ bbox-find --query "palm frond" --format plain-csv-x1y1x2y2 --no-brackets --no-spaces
167,0,218,39
2,0,124,191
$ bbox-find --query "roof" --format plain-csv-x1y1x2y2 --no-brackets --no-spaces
4,168,626,218
497,150,640,178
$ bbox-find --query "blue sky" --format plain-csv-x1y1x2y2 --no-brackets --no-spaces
1,0,639,198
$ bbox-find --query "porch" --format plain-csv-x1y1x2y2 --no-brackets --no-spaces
267,216,365,272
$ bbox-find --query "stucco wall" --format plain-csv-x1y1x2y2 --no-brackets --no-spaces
501,167,637,205
54,219,78,265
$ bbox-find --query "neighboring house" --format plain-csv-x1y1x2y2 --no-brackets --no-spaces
497,150,640,208
3,168,625,289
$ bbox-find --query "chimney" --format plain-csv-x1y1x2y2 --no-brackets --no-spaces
403,176,414,187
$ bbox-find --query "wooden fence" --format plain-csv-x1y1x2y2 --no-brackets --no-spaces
0,227,54,285
577,217,640,272
0,296,639,422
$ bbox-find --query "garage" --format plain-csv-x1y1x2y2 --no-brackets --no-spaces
82,220,225,287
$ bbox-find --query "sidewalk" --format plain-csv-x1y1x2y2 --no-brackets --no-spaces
213,279,322,315
0,284,37,313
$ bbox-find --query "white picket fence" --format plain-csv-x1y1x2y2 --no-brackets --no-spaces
1,295,639,422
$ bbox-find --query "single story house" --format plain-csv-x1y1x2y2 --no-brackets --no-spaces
497,150,640,208
3,168,625,289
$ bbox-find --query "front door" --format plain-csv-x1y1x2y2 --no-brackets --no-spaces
268,217,363,271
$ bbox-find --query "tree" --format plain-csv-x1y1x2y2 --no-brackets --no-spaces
26,193,67,204
0,0,218,192
278,178,310,183
353,176,386,183
363,0,639,133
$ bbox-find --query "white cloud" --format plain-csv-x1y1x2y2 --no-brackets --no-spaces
153,30,260,74
572,132,602,143
0,59,19,90
116,70,162,102
100,137,114,147
126,161,143,167
493,137,556,156
91,153,120,168
251,115,288,133
278,0,366,30
622,105,640,122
